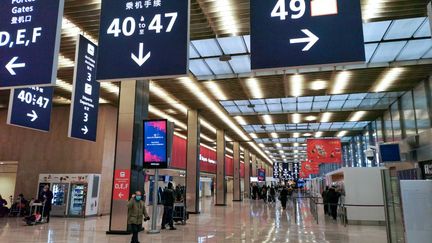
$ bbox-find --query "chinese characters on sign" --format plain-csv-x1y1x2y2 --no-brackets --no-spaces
0,0,64,88
7,86,54,131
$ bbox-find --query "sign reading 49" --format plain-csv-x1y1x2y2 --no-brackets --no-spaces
97,0,190,82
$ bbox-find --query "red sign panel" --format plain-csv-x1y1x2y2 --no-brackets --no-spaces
307,138,342,163
113,169,130,201
300,161,319,178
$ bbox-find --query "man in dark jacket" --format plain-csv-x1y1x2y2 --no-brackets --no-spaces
327,186,341,220
161,182,176,230
321,186,329,215
127,191,150,243
279,187,288,210
40,185,53,223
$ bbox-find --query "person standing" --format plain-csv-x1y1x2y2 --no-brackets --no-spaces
279,186,288,210
127,191,150,243
40,185,53,223
327,186,341,220
321,186,329,215
161,182,176,230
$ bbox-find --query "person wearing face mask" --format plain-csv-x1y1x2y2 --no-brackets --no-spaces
127,191,150,243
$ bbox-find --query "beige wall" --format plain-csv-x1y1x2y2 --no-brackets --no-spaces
0,105,117,215
0,164,18,207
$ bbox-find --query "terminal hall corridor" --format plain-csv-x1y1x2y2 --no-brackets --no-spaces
0,196,386,243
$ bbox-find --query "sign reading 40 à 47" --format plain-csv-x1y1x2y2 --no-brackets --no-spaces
251,0,365,70
97,0,190,82
0,0,64,89
7,86,54,132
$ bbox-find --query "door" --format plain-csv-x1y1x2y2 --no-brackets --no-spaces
381,169,405,243
51,183,69,216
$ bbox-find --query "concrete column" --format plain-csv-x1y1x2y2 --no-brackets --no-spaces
215,129,226,206
251,155,257,177
244,149,250,198
186,110,200,214
108,80,148,234
233,142,241,201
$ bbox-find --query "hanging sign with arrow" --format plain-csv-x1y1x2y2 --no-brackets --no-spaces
68,35,100,142
97,0,190,82
0,0,64,89
7,86,53,132
251,0,365,70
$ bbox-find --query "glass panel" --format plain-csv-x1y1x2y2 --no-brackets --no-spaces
192,39,222,57
371,41,407,63
414,18,431,38
363,20,391,42
217,36,247,54
413,81,431,134
229,55,251,74
384,17,425,40
401,91,417,137
383,110,393,142
397,39,432,61
391,102,402,141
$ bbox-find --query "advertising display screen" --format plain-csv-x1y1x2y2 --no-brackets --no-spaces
307,138,342,163
379,143,401,163
258,169,266,181
143,119,168,168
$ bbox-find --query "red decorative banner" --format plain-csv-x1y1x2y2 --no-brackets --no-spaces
307,138,342,163
300,161,319,178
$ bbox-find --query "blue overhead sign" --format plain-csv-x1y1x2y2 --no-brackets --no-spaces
68,35,100,142
251,0,365,70
7,86,53,132
0,0,64,89
97,0,190,81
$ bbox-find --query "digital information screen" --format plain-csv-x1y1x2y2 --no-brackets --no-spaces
143,119,168,169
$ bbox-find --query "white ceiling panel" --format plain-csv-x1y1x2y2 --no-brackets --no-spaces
414,18,431,38
192,39,222,57
397,39,432,61
363,20,391,42
205,58,233,75
371,41,406,63
229,55,251,74
384,17,425,40
365,43,379,63
217,36,248,54
189,59,212,76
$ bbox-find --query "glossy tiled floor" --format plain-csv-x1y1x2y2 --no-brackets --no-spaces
0,195,387,243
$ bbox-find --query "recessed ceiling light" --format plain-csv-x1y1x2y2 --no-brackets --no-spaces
293,133,300,138
305,115,317,121
165,109,177,114
315,131,323,138
246,78,264,99
204,81,228,100
292,113,301,123
293,142,299,147
250,133,258,139
271,132,279,138
321,112,332,123
234,116,247,125
303,133,312,137
373,68,404,92
262,115,273,124
337,131,348,137
259,143,265,148
276,143,282,147
290,74,304,97
310,80,328,90
331,71,351,94
349,111,366,122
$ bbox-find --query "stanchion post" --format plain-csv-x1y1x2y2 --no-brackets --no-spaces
148,169,160,234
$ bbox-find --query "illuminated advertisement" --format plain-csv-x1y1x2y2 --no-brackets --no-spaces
258,169,266,182
143,119,167,168
300,161,319,178
307,138,342,163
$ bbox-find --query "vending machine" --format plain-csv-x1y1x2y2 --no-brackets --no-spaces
38,174,100,217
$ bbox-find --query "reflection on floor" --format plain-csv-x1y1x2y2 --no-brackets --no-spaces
0,196,387,243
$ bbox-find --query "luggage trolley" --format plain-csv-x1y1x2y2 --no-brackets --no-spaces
24,201,46,225
173,202,187,225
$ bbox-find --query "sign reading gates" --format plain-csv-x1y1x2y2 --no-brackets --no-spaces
113,169,130,200
68,35,100,142
251,0,365,70
143,119,168,169
307,138,342,163
97,0,190,81
7,86,53,132
0,0,64,89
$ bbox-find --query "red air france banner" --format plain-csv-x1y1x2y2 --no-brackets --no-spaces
307,138,342,163
300,161,319,178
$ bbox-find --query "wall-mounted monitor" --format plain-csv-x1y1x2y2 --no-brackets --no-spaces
143,119,168,169
379,143,401,163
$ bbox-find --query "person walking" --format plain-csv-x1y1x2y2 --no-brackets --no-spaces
161,182,176,230
269,186,276,203
127,191,150,243
279,186,288,210
327,186,341,220
321,186,329,216
39,185,53,223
